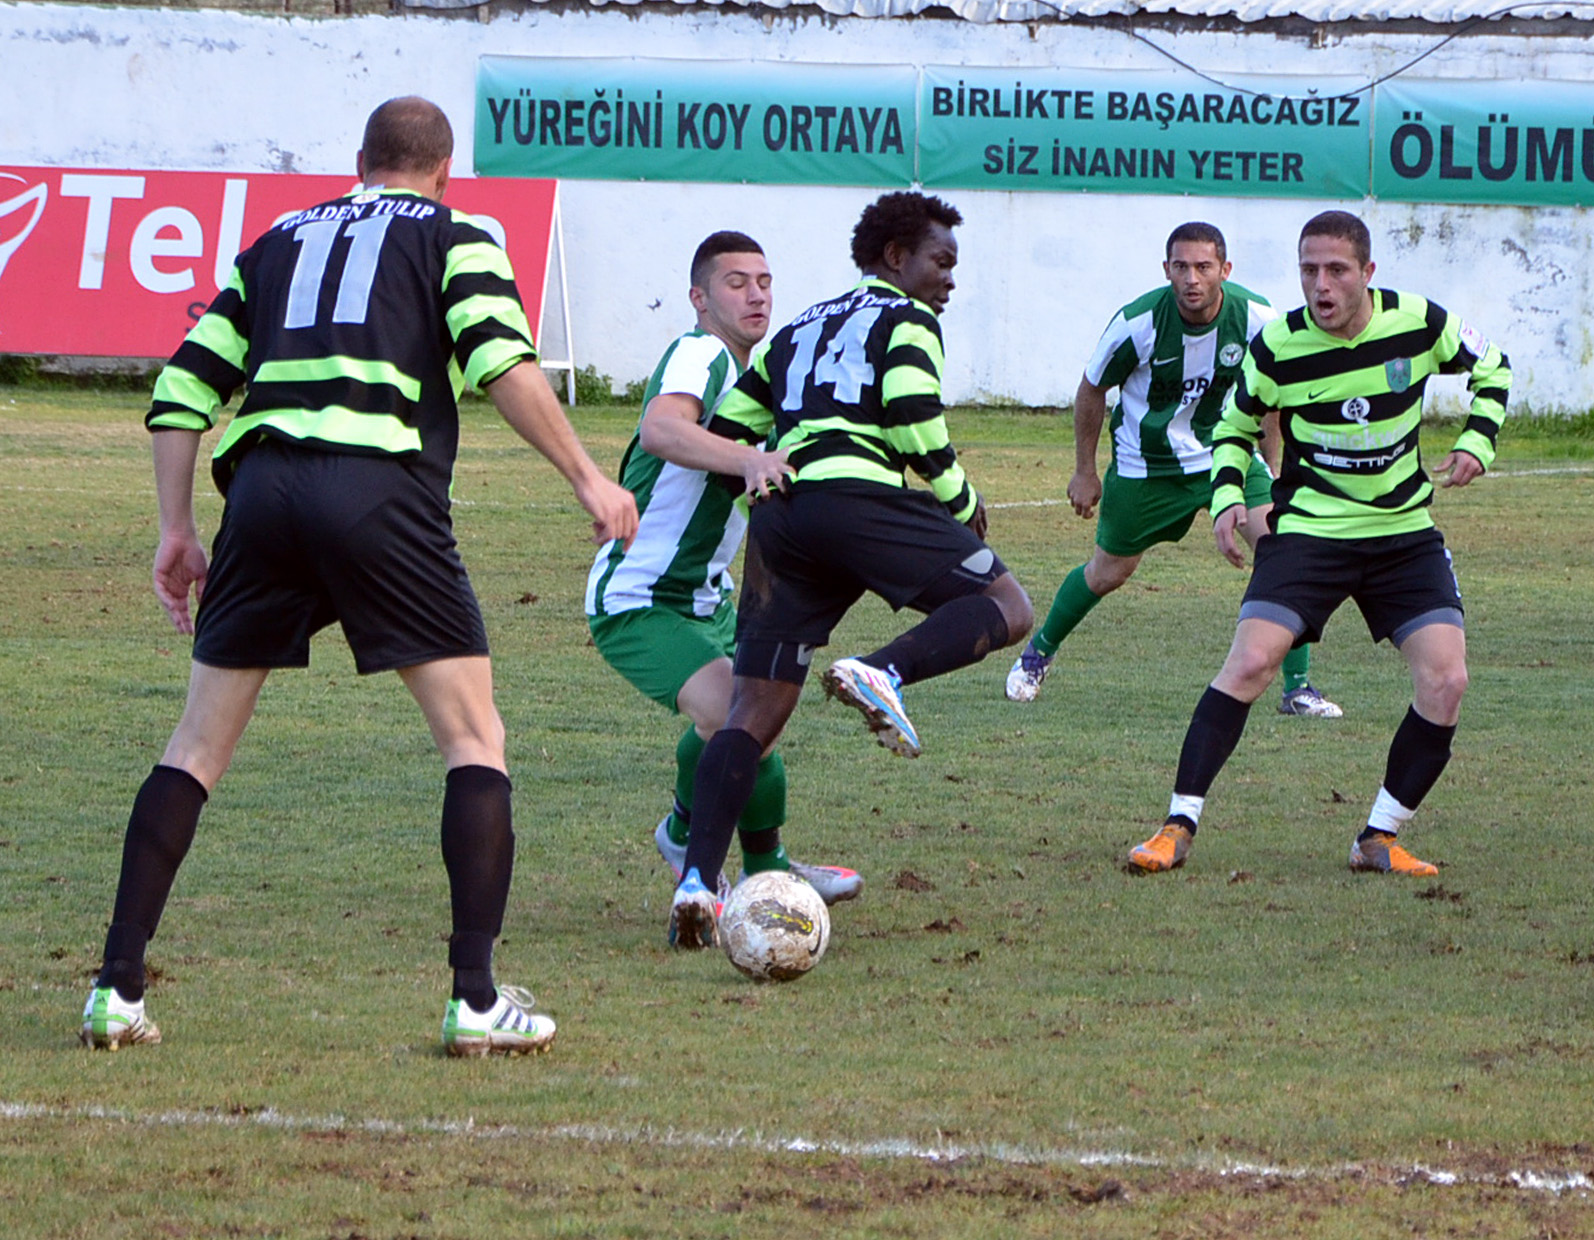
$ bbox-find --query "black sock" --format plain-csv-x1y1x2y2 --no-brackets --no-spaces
1171,687,1253,833
682,729,762,887
1383,706,1456,811
440,765,514,1009
99,764,208,1000
864,595,1010,686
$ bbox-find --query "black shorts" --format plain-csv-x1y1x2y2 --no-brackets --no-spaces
192,440,489,674
1239,527,1463,647
733,481,1006,680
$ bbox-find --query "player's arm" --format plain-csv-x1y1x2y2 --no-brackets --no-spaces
1068,375,1110,519
149,429,208,635
1434,309,1512,488
880,313,979,525
640,392,793,503
484,362,638,549
143,262,253,633
1210,353,1273,568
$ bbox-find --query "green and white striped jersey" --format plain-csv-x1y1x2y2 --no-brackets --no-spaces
1084,282,1276,479
1212,289,1511,538
585,329,747,619
147,187,537,502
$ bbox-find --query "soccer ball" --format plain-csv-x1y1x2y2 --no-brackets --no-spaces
720,869,830,982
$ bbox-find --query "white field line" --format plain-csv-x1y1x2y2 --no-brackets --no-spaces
2,1099,1589,1196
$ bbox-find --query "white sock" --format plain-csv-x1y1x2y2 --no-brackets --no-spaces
1366,786,1415,835
1168,794,1205,826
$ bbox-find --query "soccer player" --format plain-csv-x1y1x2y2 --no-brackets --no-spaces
1005,222,1342,719
666,191,1034,948
585,231,862,908
79,97,638,1054
1129,210,1510,876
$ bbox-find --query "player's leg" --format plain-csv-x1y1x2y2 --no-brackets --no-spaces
1240,495,1343,720
1006,548,1141,702
1129,616,1299,872
1350,618,1466,878
400,656,554,1054
672,671,804,949
1007,469,1201,704
84,661,269,1049
1131,528,1348,873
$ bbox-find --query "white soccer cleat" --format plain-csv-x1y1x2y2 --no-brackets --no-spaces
821,657,921,757
1004,644,1053,703
1279,684,1344,718
80,986,161,1051
441,984,556,1057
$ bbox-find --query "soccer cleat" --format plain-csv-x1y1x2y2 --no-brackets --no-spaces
1004,644,1053,703
80,986,161,1051
653,816,730,913
1128,822,1194,873
442,984,556,1057
746,861,864,907
668,867,719,950
1279,684,1344,718
821,657,921,757
1349,833,1438,876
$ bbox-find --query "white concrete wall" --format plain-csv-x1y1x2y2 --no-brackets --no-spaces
2,2,1588,412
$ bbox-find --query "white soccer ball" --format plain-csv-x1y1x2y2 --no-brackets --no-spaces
720,869,830,982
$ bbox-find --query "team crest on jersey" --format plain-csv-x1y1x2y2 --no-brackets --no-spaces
1219,343,1244,367
1385,357,1412,393
1342,396,1372,427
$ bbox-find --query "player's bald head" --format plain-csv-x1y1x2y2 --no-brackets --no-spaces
361,97,454,176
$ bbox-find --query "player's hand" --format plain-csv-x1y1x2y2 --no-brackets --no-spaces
743,447,795,505
967,496,989,541
1213,504,1249,569
153,530,208,635
576,474,640,551
1435,450,1484,488
1067,470,1101,519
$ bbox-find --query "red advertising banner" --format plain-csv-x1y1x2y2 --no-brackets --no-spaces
0,166,558,360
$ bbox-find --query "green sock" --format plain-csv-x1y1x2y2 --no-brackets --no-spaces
1033,564,1103,657
669,725,707,846
738,752,789,871
1282,644,1312,695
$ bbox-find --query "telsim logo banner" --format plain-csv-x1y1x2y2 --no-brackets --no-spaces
0,167,557,359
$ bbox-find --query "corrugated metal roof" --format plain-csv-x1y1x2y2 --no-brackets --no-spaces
433,0,1594,24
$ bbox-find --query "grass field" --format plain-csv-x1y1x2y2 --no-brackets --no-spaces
3,386,1592,1238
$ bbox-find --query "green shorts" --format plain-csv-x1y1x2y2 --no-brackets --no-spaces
1095,455,1274,558
588,599,737,712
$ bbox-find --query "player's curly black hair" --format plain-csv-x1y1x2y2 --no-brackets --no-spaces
850,192,963,270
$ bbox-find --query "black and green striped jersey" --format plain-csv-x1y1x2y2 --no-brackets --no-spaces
1212,288,1510,539
710,277,976,522
1085,282,1275,478
146,187,538,498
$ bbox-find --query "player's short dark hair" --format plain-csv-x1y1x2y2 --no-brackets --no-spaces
1166,221,1227,263
851,192,963,269
690,231,764,288
1300,210,1372,265
361,97,454,176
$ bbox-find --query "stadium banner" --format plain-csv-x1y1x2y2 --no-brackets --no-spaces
916,67,1372,198
0,166,557,359
475,56,917,187
1373,79,1594,207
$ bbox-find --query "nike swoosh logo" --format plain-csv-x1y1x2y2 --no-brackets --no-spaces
1307,388,1331,400
1151,356,1180,367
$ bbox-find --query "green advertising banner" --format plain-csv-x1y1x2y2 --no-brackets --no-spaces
1374,79,1594,206
917,67,1372,198
475,57,917,187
